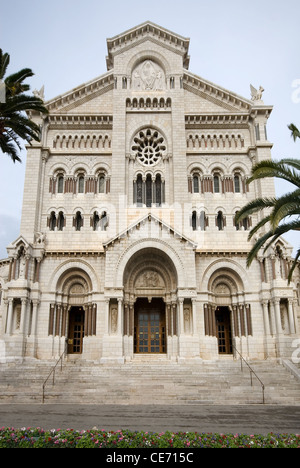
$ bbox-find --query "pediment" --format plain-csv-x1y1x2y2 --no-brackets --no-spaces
45,71,114,114
103,213,197,250
106,21,190,70
6,235,32,257
183,71,253,113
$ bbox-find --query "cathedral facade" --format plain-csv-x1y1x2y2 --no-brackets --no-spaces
0,22,299,363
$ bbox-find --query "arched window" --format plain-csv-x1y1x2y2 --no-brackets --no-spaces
200,211,207,231
216,211,225,231
74,211,83,231
78,175,85,194
57,212,65,231
136,174,143,206
155,174,162,206
234,174,241,193
193,175,200,193
192,211,197,231
134,173,164,207
146,174,152,208
100,211,109,231
49,212,56,231
57,175,64,194
99,175,106,194
235,211,240,230
92,212,100,231
213,174,220,193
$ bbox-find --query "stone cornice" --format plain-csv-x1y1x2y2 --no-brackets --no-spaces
183,71,254,112
44,250,104,258
196,250,249,256
45,72,114,113
185,113,250,129
47,114,113,130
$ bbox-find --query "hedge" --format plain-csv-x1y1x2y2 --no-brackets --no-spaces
0,428,299,448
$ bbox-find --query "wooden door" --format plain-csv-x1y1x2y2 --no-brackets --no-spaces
215,307,232,354
134,299,166,354
68,307,85,354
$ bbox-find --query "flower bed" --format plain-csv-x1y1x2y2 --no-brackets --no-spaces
0,428,299,448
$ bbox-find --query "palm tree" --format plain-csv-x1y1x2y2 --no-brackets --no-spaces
235,124,300,283
0,48,48,163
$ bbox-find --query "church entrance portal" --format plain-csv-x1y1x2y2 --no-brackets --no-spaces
67,307,85,354
215,306,233,355
134,298,166,354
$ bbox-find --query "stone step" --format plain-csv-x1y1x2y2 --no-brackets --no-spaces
0,358,299,405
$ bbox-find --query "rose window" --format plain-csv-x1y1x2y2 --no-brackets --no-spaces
132,129,166,166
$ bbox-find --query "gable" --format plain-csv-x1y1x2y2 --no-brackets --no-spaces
46,72,114,114
103,213,197,250
106,21,190,70
183,71,252,113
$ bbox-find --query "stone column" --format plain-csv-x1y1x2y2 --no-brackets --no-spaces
117,298,123,335
178,299,184,335
288,299,296,335
192,298,197,335
6,299,13,335
104,299,110,334
273,299,283,335
20,299,28,335
31,300,39,337
262,301,271,335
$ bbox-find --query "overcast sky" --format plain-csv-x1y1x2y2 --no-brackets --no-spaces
0,0,299,259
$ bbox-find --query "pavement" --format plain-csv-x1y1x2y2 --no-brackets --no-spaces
0,404,299,434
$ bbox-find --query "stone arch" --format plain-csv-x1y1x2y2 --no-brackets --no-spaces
126,49,171,82
123,247,178,300
48,259,99,294
201,259,248,293
115,239,186,289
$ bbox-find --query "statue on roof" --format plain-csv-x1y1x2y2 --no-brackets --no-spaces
250,84,264,103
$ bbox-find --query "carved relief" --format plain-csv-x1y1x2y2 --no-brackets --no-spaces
132,60,165,91
135,270,164,288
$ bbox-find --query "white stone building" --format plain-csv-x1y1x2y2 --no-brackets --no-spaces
0,21,299,364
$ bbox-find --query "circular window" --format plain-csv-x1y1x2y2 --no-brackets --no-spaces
132,129,166,166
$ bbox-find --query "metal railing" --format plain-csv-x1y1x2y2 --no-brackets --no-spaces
232,344,265,404
42,343,67,403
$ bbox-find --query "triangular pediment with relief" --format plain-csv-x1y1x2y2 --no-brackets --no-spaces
103,213,197,250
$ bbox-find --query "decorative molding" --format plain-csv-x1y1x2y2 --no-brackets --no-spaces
48,114,113,130
185,113,250,129
46,72,114,113
106,21,190,70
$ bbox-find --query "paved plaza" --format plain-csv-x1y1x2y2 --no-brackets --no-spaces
0,404,299,435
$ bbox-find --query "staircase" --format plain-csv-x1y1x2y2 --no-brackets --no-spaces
0,356,299,405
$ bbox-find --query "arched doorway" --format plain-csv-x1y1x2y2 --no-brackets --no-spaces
134,298,166,354
48,266,97,357
123,247,178,356
68,306,85,354
215,306,232,355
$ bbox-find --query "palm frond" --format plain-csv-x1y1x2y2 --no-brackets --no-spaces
0,49,10,80
235,197,276,224
5,68,34,97
247,159,300,188
288,123,300,142
288,248,300,283
247,215,271,241
1,94,48,114
270,189,300,229
246,230,275,267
